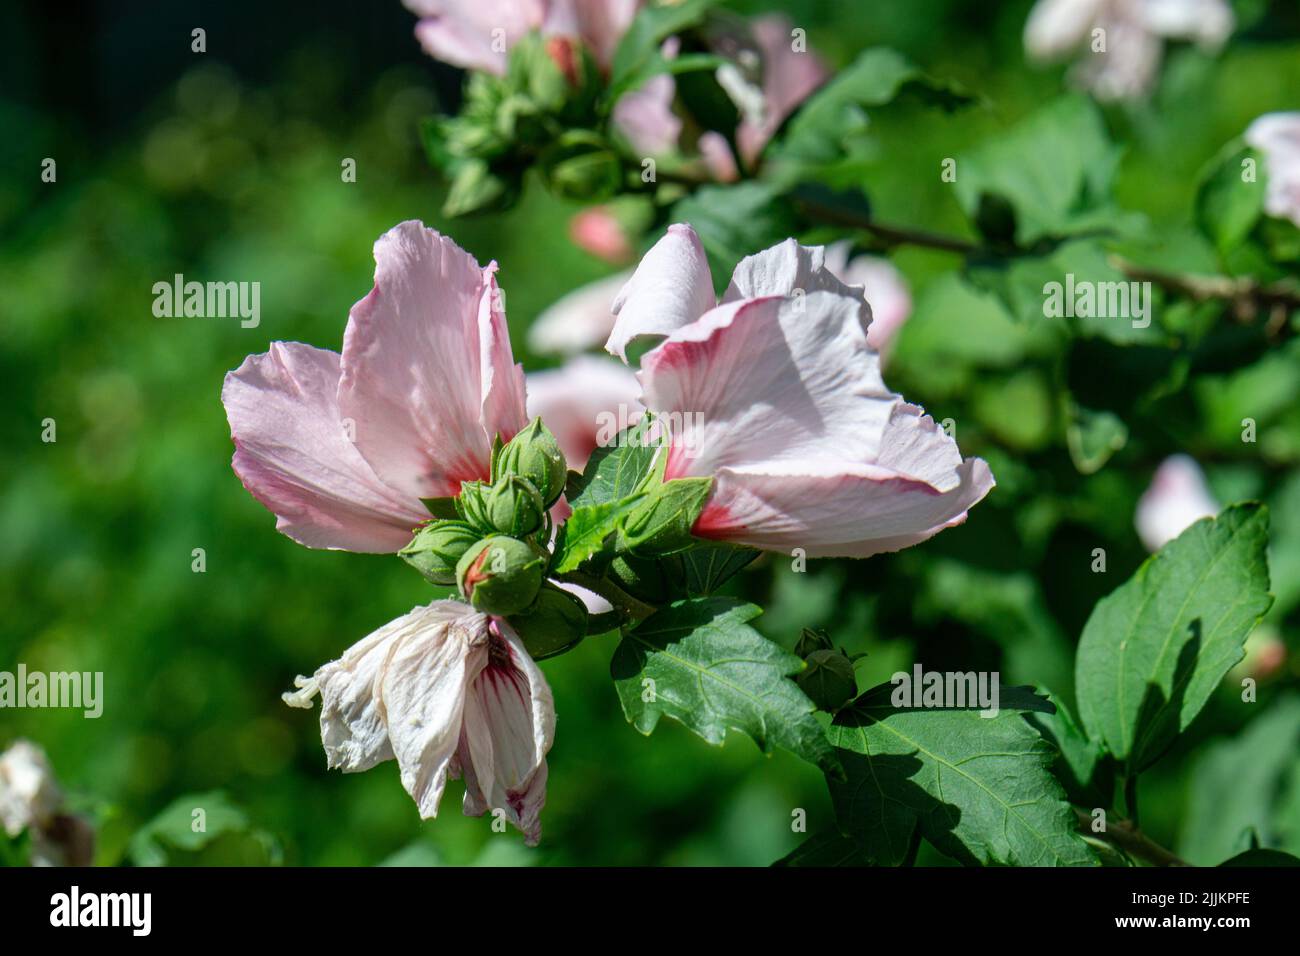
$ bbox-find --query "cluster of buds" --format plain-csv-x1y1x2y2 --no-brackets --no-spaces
399,418,587,659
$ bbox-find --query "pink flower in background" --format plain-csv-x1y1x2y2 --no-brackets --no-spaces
1024,0,1233,101
403,0,640,74
222,221,527,552
283,601,554,845
526,355,644,469
606,225,994,558
734,15,829,165
0,741,94,867
1134,454,1219,551
527,270,631,355
569,206,635,263
824,242,912,356
1245,112,1300,229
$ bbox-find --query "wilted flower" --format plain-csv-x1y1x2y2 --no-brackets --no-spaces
0,741,94,866
283,601,554,844
222,221,527,552
526,355,643,469
1135,454,1218,551
1024,0,1233,101
605,224,994,557
403,0,639,75
1244,112,1300,229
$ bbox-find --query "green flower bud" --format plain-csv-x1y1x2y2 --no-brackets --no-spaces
508,583,588,660
399,520,481,585
496,418,567,506
458,477,545,537
540,131,622,202
793,627,833,659
620,477,713,556
456,535,547,616
796,649,857,713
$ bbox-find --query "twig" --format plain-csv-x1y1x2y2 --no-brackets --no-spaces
1074,809,1189,867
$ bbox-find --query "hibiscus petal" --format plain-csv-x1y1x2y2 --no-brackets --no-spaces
695,457,995,558
528,271,630,356
379,603,492,819
339,221,524,501
607,224,716,361
222,342,428,552
1024,0,1104,61
723,238,869,323
458,620,554,845
736,14,829,164
1135,455,1219,552
639,292,895,479
405,0,544,74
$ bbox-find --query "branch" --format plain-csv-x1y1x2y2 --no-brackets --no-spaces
556,569,657,627
1074,809,1189,867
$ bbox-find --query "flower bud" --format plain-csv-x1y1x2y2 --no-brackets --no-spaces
540,131,622,202
496,418,568,506
456,535,547,616
620,477,712,556
459,477,545,537
796,649,857,713
508,583,588,660
794,627,833,659
399,520,481,585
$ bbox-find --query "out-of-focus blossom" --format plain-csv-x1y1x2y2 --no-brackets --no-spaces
1024,0,1233,101
605,224,994,558
1245,112,1300,229
404,0,639,75
222,221,527,552
735,15,829,165
569,206,635,263
824,243,912,356
1134,454,1219,551
284,601,554,844
528,270,631,356
0,741,95,866
526,355,644,469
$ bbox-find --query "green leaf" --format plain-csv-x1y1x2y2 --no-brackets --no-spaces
420,496,460,520
1219,848,1300,866
610,597,842,777
679,543,759,596
1179,695,1300,865
1075,504,1273,773
1067,404,1129,475
551,493,645,573
128,791,281,867
565,416,659,509
671,182,800,283
620,476,712,555
1196,144,1264,255
606,0,718,102
956,95,1141,246
828,683,1095,866
768,47,970,175
1025,690,1114,809
773,831,875,867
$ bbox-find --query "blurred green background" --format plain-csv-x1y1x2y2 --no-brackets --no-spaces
2,0,1299,866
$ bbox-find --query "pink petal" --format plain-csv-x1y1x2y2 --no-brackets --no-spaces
639,292,895,480
1024,0,1105,61
612,74,682,156
736,14,829,165
1135,455,1219,552
569,207,635,263
526,355,644,469
457,619,554,845
222,343,428,552
698,132,740,182
607,224,717,361
405,0,545,74
339,221,527,502
695,457,994,558
529,271,631,355
1246,112,1300,229
823,243,912,355
724,237,868,311
545,0,640,69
